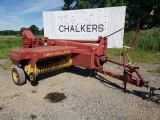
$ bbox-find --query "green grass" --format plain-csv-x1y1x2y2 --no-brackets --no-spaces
0,35,44,59
107,29,160,64
107,48,159,64
147,68,160,73
124,29,160,52
0,36,22,59
0,59,12,70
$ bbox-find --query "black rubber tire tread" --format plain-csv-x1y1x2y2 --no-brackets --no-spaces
29,72,37,83
12,66,26,86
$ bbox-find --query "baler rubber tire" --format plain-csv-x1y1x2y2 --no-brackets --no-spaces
12,66,26,85
29,72,37,83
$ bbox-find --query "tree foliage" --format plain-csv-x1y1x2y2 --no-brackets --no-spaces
62,0,75,10
0,30,19,36
127,0,160,29
62,0,126,10
29,25,39,35
62,0,160,30
0,25,43,36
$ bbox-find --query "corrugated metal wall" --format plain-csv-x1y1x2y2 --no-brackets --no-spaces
43,6,126,48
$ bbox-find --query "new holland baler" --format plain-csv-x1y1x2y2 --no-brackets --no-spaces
10,28,152,90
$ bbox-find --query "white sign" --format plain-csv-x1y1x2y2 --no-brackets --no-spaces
43,6,126,48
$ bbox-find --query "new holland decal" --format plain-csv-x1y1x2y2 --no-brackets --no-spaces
44,50,71,57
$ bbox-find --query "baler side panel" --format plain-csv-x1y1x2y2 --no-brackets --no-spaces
10,50,30,65
72,53,95,69
10,46,77,67
22,38,33,48
55,41,97,52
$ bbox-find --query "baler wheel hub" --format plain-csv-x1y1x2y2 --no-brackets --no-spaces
12,71,19,84
29,72,36,82
30,76,33,81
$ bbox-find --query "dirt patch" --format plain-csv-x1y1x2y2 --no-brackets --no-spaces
0,59,6,65
44,92,66,103
0,107,3,110
30,114,37,119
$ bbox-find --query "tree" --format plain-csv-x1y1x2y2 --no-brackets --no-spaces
126,0,160,30
29,25,39,35
62,0,160,30
20,27,27,34
39,28,44,35
0,30,19,36
62,0,126,9
62,0,75,10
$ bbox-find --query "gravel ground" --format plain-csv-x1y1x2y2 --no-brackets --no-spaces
0,60,160,120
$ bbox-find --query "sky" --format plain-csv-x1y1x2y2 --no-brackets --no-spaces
0,0,64,31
